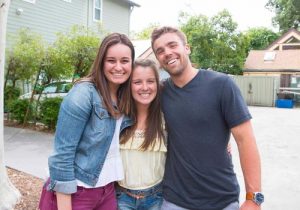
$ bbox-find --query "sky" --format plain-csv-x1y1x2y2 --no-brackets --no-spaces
130,0,277,33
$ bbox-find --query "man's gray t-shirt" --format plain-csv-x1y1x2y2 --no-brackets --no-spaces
161,69,252,210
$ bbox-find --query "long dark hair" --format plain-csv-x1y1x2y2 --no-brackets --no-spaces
121,59,165,150
81,33,135,117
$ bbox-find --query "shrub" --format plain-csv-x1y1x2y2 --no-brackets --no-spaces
4,86,21,113
8,99,32,123
39,97,63,130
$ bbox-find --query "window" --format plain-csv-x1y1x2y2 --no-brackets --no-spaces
264,52,276,61
94,0,102,21
23,0,36,3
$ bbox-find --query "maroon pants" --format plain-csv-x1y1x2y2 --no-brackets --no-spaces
39,181,117,210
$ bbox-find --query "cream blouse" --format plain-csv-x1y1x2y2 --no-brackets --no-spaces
118,130,167,190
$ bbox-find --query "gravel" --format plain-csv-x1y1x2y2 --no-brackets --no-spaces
7,167,44,210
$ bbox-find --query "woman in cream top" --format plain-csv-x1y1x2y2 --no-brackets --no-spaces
119,130,167,190
117,59,166,210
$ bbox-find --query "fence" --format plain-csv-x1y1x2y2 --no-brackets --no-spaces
232,76,280,107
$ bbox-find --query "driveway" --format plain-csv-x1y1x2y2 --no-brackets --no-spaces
231,106,300,209
4,106,300,209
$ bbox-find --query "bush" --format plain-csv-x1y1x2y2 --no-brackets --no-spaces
4,86,21,112
39,97,63,130
8,99,32,123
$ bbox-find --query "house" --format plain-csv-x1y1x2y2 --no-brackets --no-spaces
6,0,139,48
243,28,300,88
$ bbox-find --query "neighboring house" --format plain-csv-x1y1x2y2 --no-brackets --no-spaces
243,28,300,88
6,0,139,48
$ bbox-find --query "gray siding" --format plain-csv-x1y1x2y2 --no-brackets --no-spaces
7,0,87,47
6,0,131,49
102,0,130,35
85,0,131,36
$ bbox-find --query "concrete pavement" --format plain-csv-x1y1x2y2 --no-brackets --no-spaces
4,106,300,209
231,106,300,209
4,126,53,180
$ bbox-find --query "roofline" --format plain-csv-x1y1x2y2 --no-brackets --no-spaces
243,69,300,72
266,28,300,50
122,0,140,7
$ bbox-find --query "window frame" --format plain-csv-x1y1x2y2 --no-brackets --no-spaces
93,0,102,22
22,0,36,3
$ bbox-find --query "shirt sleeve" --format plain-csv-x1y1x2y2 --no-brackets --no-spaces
221,76,252,129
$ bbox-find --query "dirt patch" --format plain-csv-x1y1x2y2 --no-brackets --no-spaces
7,167,44,210
4,120,54,134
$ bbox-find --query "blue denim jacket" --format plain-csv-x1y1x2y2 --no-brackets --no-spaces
47,82,133,194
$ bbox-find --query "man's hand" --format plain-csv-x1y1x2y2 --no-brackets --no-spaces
240,200,261,210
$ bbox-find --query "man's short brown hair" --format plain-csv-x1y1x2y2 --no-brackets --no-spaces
151,26,187,51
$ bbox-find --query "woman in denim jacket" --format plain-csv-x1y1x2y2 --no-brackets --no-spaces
39,33,134,210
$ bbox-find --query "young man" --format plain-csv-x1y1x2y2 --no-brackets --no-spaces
151,26,263,210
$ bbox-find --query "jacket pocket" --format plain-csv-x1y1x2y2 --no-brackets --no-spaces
94,104,110,119
93,104,110,132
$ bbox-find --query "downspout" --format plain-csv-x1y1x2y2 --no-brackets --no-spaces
129,5,134,37
86,0,90,29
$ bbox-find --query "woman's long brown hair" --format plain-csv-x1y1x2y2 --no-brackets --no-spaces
120,59,165,150
80,33,135,117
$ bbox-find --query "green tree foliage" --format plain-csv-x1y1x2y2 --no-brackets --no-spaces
54,25,101,81
4,86,20,111
39,97,63,130
4,26,101,126
133,23,160,40
266,0,300,32
40,45,73,85
5,29,45,87
4,86,20,101
242,27,279,52
8,99,33,123
180,10,246,75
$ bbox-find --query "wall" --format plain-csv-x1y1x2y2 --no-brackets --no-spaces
7,0,87,47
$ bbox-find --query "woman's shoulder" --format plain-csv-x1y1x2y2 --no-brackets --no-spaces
64,81,100,105
69,81,97,96
74,81,95,89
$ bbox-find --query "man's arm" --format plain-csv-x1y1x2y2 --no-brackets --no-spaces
231,120,262,210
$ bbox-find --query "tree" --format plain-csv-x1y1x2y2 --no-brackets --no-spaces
180,10,246,75
41,45,74,84
4,29,46,126
133,22,160,40
5,29,45,88
266,0,300,32
0,0,21,209
243,27,279,52
179,13,215,68
54,25,100,81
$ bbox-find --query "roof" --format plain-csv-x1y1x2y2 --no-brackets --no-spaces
132,40,166,78
267,28,300,50
121,0,140,7
244,50,300,72
132,40,152,59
